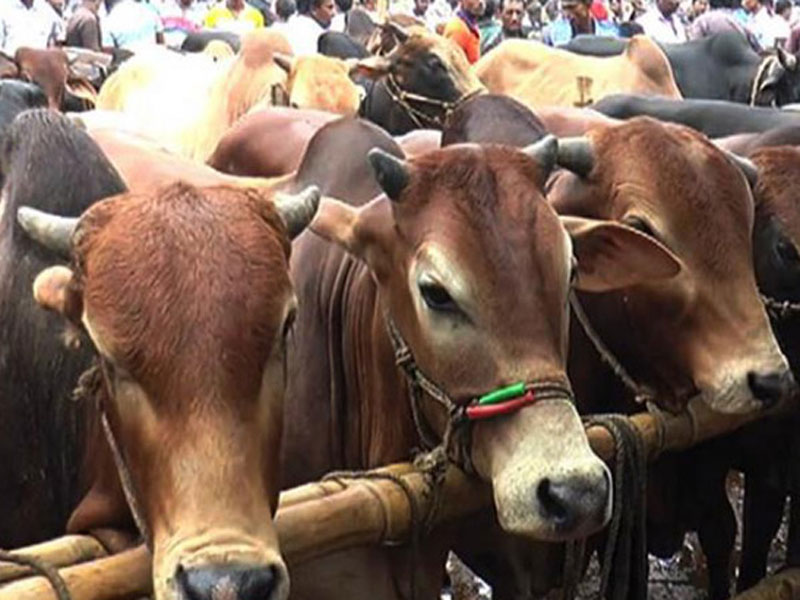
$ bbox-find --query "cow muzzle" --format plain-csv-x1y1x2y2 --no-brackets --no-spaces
175,563,285,600
474,399,612,541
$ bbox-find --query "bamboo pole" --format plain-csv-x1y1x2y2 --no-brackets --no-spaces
0,536,107,585
1,398,786,600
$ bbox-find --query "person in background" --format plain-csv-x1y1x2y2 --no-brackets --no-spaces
1,0,64,55
482,0,529,51
283,0,334,54
428,0,456,32
688,0,759,47
443,0,484,63
103,0,164,48
687,0,708,21
737,0,787,47
330,0,352,31
637,0,687,41
205,0,265,31
65,0,102,49
412,0,432,22
161,0,206,46
272,0,296,23
478,0,502,50
542,0,617,44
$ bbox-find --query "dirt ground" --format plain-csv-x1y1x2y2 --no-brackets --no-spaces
442,473,791,600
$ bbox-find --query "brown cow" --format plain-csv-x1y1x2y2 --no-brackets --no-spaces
18,182,320,600
272,54,364,115
278,117,687,598
475,37,682,110
456,117,796,600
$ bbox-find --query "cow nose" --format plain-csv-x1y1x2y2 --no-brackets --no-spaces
747,370,797,408
535,470,610,530
176,564,278,600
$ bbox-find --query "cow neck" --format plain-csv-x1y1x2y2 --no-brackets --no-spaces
569,290,656,406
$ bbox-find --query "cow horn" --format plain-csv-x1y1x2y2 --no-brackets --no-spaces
522,135,557,180
556,137,595,179
274,186,321,239
273,52,293,74
367,148,409,201
16,207,78,258
725,151,759,188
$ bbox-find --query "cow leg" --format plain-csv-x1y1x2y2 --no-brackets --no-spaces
737,475,785,592
695,463,736,600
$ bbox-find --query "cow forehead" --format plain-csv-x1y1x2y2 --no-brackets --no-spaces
753,147,800,240
76,184,292,391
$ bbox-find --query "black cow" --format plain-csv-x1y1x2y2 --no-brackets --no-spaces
0,80,47,142
0,109,127,547
181,30,242,53
593,94,800,137
564,32,800,106
441,93,547,146
318,31,369,59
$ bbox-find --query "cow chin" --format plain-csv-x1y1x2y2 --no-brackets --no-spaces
152,530,290,600
474,400,612,542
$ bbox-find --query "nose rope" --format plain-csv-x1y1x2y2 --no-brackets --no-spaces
761,293,800,321
380,73,482,130
0,550,72,600
569,290,656,405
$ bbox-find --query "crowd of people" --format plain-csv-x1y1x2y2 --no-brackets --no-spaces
2,0,800,70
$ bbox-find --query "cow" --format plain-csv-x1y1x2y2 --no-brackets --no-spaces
717,125,800,156
209,107,339,178
318,31,370,59
564,32,800,106
354,29,485,135
272,54,364,115
455,117,796,599
0,80,47,142
0,109,128,550
96,30,292,161
441,93,547,146
13,112,322,600
474,36,681,111
593,93,800,137
181,30,242,53
275,117,686,598
86,127,278,192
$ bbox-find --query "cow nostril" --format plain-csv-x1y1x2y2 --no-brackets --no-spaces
747,371,794,408
176,564,278,600
536,477,569,523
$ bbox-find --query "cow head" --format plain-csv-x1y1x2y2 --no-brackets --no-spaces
750,146,800,370
19,183,320,600
311,140,682,540
15,47,69,110
549,118,794,414
353,29,485,122
273,53,362,115
755,47,800,107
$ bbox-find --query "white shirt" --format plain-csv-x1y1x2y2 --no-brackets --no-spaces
282,13,325,55
102,0,164,50
637,7,687,42
753,7,790,49
0,0,63,55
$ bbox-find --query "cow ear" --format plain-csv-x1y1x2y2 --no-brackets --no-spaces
311,196,394,274
33,265,83,322
349,55,392,79
562,216,682,292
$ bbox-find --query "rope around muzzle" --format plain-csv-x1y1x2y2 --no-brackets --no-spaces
0,549,72,600
381,73,482,130
562,415,648,600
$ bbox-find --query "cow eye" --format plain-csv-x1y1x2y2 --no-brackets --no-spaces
419,281,458,313
778,239,800,265
624,216,656,238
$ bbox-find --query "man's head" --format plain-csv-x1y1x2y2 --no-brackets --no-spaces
227,0,246,10
414,0,430,14
178,0,193,8
276,0,296,19
562,0,592,24
691,0,708,15
741,0,759,11
656,0,679,16
83,0,102,11
777,0,792,19
311,0,335,25
462,0,485,17
334,0,352,12
500,0,525,32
